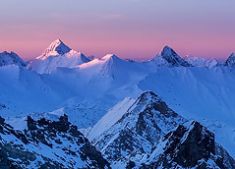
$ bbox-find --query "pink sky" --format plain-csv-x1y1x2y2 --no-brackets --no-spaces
0,0,235,60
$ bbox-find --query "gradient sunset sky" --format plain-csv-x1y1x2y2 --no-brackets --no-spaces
0,0,235,60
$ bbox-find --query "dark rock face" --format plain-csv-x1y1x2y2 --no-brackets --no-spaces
225,53,235,67
0,51,26,67
160,46,191,67
174,122,215,166
43,39,71,56
53,42,71,55
0,115,110,169
141,121,235,169
150,121,215,168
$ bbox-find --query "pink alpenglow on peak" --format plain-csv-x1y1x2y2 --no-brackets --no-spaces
101,54,122,61
37,39,72,60
29,39,90,74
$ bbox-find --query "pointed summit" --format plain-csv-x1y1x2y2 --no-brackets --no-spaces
38,39,71,60
90,91,186,166
136,91,161,104
161,45,178,58
30,39,91,74
90,91,235,168
101,54,124,67
101,54,121,61
225,53,235,66
98,53,135,80
46,39,71,55
159,45,191,67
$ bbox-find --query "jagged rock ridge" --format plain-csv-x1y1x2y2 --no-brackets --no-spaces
160,46,191,67
90,91,235,169
225,53,235,66
0,115,110,169
0,51,26,67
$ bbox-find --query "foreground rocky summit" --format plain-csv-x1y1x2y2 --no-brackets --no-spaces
89,91,235,168
0,91,234,169
0,115,110,169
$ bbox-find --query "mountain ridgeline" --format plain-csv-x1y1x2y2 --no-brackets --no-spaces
1,39,235,168
0,91,234,168
0,39,234,71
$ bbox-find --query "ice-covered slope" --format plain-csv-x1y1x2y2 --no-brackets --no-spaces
77,53,151,100
89,91,235,168
79,54,150,79
0,51,26,67
0,64,74,117
88,97,135,141
185,56,218,68
225,53,235,66
29,39,90,74
150,46,191,67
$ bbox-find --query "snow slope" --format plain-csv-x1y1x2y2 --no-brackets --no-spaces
185,56,218,68
0,65,76,117
88,97,135,140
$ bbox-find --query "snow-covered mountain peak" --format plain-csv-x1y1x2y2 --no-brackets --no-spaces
136,91,161,104
37,39,72,60
101,54,121,61
99,54,128,75
160,45,177,57
89,91,235,168
156,45,191,67
46,38,71,54
30,39,91,74
0,51,26,67
225,53,235,66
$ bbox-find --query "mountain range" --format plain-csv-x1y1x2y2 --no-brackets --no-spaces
0,39,235,168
